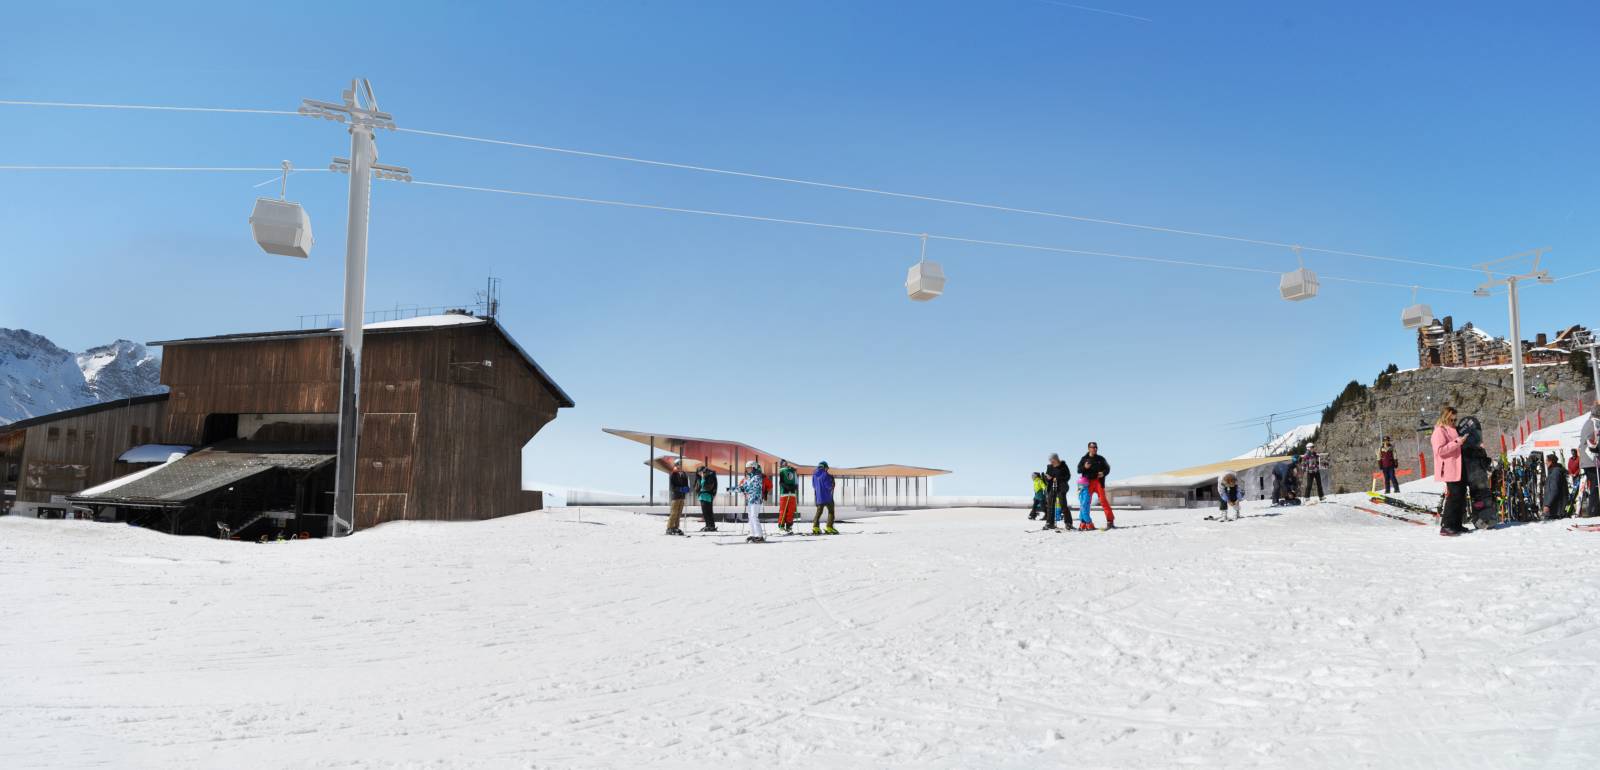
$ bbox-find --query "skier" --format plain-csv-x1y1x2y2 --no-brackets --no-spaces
1568,448,1581,479
1432,405,1470,536
735,461,767,542
1582,405,1600,518
1542,452,1569,519
1377,437,1399,494
1042,454,1072,530
1076,442,1116,529
1076,473,1095,529
775,459,800,533
695,465,719,532
1301,443,1326,502
1217,471,1244,521
1028,472,1046,520
665,460,690,536
812,460,838,535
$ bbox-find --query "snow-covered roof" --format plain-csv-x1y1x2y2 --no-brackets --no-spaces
118,444,192,464
1110,455,1288,490
1510,414,1593,458
354,314,485,331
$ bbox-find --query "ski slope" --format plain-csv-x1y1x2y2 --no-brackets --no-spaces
4,499,1600,769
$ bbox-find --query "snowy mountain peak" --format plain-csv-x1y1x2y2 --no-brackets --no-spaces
0,328,166,425
1234,423,1319,459
77,339,162,402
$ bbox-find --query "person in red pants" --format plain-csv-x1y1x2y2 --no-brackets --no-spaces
775,459,800,533
1077,442,1116,529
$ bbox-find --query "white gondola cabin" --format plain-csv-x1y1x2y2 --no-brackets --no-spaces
250,198,314,258
906,260,945,301
1401,303,1433,329
1279,267,1318,302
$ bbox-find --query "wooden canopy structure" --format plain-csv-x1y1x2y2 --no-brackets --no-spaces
602,427,950,509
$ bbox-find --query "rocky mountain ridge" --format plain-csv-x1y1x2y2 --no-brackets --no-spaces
0,328,166,425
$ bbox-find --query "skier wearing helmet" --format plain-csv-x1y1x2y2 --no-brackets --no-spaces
1301,443,1326,502
736,461,767,542
812,461,838,535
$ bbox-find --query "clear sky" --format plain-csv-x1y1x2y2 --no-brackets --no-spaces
3,0,1597,496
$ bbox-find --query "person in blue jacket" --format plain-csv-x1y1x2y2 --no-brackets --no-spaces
812,461,839,535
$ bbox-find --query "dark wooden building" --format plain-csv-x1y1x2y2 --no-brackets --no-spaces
0,394,169,517
1,313,572,536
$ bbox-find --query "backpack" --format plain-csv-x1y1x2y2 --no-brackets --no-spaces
762,474,773,496
1456,415,1483,450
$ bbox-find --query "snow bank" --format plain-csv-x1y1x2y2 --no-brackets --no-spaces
3,502,1599,768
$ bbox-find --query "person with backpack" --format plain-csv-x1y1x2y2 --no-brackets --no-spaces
1432,405,1470,537
1542,452,1570,519
812,461,838,535
1076,442,1116,529
775,459,800,533
1217,472,1244,522
664,460,691,536
695,465,719,532
1301,443,1326,502
735,461,767,542
1042,454,1072,530
1377,437,1400,494
1028,472,1047,520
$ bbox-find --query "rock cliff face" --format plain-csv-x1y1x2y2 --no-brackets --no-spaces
1314,363,1592,493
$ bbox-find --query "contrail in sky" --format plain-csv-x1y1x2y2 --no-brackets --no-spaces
1034,0,1153,22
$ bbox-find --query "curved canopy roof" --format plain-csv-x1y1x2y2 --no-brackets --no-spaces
602,428,950,478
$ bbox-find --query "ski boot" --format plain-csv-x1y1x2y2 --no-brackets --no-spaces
811,525,822,535
1078,522,1095,531
824,526,839,535
700,524,718,533
746,535,765,543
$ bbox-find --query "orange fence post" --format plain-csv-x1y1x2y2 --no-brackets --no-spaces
1418,452,1428,478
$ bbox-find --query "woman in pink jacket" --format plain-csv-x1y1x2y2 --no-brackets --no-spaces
1431,405,1470,537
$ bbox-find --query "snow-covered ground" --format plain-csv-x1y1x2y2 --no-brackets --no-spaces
5,498,1600,769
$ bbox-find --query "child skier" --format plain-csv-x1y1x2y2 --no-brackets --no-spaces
1217,472,1244,521
776,459,800,533
1028,472,1046,520
736,461,767,542
1076,474,1095,530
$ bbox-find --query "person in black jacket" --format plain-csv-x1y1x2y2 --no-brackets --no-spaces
1543,452,1569,519
1042,454,1072,530
695,466,719,532
1077,442,1116,529
665,461,691,536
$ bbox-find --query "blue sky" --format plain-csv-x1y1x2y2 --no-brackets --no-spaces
3,0,1597,495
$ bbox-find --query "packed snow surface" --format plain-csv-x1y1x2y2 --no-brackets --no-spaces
5,499,1600,769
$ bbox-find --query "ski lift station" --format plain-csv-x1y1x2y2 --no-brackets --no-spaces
0,313,572,537
1107,455,1295,510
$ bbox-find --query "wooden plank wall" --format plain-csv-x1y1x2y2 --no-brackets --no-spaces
161,323,564,530
17,400,168,503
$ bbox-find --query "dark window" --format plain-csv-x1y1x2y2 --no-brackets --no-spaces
84,429,95,442
67,428,78,440
141,426,153,444
48,427,60,440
